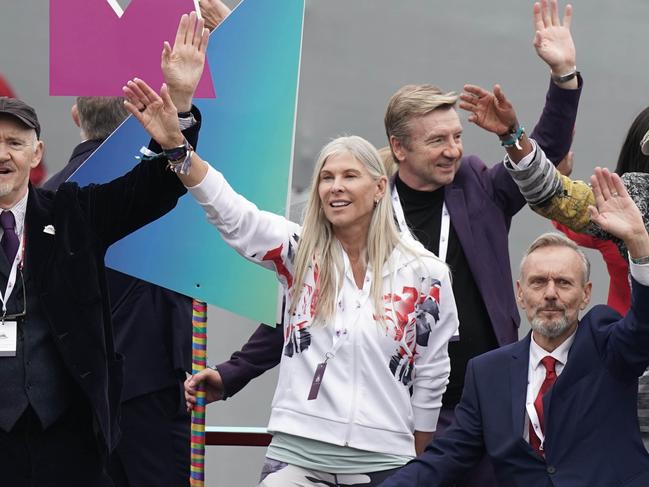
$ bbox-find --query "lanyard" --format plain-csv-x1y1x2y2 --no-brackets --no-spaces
390,178,450,262
324,260,357,361
0,228,25,319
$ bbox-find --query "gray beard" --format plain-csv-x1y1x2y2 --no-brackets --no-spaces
530,313,571,339
0,182,13,198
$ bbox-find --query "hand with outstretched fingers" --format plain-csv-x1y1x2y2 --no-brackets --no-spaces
161,11,210,112
122,79,185,150
459,84,518,136
589,167,649,257
533,0,576,77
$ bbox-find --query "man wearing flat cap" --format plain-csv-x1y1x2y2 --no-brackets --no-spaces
0,94,199,485
0,13,208,486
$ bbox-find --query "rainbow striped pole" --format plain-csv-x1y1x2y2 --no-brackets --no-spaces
190,300,208,486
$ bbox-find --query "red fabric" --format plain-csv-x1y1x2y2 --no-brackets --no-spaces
553,221,630,315
0,75,16,97
529,356,558,456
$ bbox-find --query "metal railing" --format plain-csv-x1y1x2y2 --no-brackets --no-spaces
205,426,272,447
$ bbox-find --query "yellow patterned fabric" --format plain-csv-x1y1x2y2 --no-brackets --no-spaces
532,173,595,232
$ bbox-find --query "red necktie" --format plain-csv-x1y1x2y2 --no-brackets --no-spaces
529,356,558,456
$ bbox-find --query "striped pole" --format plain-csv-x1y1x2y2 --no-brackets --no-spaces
190,300,208,486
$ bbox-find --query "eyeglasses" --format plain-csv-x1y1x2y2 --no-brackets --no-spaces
1,270,26,323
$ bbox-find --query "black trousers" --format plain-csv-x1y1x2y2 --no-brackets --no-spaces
109,385,190,487
0,404,113,487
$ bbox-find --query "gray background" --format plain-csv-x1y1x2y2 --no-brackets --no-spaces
3,0,649,485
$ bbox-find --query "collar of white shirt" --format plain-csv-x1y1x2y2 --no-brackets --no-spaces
529,327,576,373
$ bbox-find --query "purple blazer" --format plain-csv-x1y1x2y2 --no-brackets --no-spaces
216,77,582,398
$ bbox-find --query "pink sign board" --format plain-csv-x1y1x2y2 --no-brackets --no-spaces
50,0,215,97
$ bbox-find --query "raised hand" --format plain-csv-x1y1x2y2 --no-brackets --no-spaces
200,0,232,32
184,368,225,410
459,84,518,136
123,79,185,149
533,0,576,78
589,167,649,257
161,12,210,112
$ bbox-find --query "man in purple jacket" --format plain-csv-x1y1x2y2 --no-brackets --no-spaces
187,1,581,485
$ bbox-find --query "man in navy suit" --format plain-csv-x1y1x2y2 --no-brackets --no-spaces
378,165,649,486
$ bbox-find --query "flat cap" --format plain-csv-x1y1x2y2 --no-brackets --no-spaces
0,97,40,138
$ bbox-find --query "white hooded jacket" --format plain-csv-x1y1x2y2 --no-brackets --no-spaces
189,164,459,457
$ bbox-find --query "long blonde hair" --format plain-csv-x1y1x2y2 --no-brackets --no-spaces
290,136,403,323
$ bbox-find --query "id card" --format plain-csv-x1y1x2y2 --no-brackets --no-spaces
0,321,17,357
307,362,327,400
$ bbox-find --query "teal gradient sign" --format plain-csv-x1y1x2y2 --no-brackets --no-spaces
70,0,304,324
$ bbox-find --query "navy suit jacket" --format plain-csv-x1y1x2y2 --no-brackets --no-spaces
379,279,649,487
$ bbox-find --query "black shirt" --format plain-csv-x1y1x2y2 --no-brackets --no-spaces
395,174,498,408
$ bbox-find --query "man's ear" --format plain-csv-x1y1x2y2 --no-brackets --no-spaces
30,140,44,169
71,104,80,129
389,135,407,163
516,280,526,309
580,281,592,310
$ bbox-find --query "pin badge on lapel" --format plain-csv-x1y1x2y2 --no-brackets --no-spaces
43,225,55,235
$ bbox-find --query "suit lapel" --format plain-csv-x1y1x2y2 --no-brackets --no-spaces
444,185,491,305
510,335,531,438
551,321,596,398
542,321,595,455
23,187,55,286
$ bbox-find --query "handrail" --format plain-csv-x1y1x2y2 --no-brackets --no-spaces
205,426,272,446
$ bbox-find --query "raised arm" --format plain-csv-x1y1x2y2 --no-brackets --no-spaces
125,11,208,155
70,12,209,248
533,0,577,91
589,168,649,259
459,81,592,229
124,80,185,150
529,0,581,164
459,84,534,166
591,168,649,376
124,80,300,281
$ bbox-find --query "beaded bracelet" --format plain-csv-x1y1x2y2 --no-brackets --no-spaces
499,125,525,150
